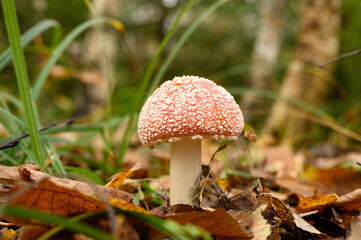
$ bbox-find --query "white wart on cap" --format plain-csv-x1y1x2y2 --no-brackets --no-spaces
138,75,244,146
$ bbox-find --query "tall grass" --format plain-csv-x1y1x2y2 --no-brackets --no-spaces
2,0,44,166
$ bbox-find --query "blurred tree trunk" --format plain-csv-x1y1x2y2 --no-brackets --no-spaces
243,0,285,126
76,0,121,116
262,0,341,142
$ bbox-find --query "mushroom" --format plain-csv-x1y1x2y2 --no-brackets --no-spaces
138,76,244,205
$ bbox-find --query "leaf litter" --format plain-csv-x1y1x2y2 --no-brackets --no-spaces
1,140,361,239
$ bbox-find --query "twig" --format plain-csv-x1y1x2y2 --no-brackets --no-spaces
0,117,78,150
318,49,361,68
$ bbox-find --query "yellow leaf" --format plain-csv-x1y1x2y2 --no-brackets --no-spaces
216,177,230,192
0,229,16,240
110,199,150,214
106,162,142,189
297,193,339,212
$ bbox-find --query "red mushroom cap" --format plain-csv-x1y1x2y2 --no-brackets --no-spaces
138,76,244,146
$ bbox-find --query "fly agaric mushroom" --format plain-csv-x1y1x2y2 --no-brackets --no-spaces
138,76,244,205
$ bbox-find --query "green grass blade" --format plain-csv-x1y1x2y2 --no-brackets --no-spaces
2,0,44,166
32,17,116,101
0,91,23,110
116,209,208,240
65,166,105,185
117,0,198,165
0,19,59,71
2,206,118,240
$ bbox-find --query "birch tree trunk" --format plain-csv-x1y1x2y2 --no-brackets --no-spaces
243,0,286,126
262,0,341,142
76,0,121,115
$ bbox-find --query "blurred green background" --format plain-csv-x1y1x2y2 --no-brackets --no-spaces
0,0,360,156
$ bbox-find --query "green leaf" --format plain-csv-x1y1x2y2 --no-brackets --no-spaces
2,0,44,166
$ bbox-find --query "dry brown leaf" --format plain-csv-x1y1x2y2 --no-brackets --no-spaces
258,192,329,237
163,209,251,238
0,164,40,203
228,207,271,240
7,179,105,223
334,189,361,210
274,177,317,197
305,167,361,195
297,194,339,213
0,164,133,203
229,188,260,212
106,162,142,189
291,212,322,234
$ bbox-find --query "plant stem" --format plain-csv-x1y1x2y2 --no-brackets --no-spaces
2,0,44,165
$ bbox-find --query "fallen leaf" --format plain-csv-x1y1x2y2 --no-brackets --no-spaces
0,164,133,203
275,177,318,197
7,179,105,223
297,194,339,213
106,162,142,189
110,199,150,214
333,189,361,211
163,209,250,238
216,177,231,192
291,212,322,234
250,207,271,240
0,228,16,240
229,187,260,212
228,207,271,240
257,192,330,238
304,167,361,195
0,164,40,203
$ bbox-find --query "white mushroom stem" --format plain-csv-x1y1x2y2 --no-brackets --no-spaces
170,138,201,205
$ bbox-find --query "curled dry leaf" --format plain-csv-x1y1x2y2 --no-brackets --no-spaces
333,189,361,211
257,192,327,237
0,164,40,203
0,164,133,204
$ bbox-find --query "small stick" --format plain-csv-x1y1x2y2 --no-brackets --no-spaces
318,49,361,68
0,117,78,150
